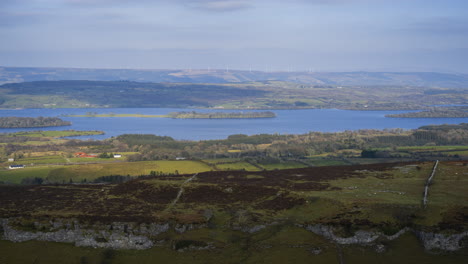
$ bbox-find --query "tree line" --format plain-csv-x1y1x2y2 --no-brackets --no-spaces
2,123,466,163
0,116,71,128
386,108,468,118
113,124,468,161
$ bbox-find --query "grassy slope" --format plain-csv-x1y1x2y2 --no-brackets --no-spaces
2,234,467,264
1,161,468,263
0,160,213,184
2,161,466,225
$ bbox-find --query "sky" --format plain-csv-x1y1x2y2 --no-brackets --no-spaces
1,0,468,72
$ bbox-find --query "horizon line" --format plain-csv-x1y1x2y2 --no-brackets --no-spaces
1,65,465,75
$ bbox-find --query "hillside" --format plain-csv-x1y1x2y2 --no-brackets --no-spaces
1,80,467,110
0,117,71,128
1,161,467,263
1,124,467,262
1,66,468,88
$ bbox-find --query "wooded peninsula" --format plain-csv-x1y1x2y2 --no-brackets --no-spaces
386,108,468,118
0,116,71,128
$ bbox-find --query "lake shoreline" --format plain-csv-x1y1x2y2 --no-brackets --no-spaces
0,107,466,141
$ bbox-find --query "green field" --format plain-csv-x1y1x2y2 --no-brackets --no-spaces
9,154,130,166
396,145,468,151
67,157,114,163
0,166,54,183
0,160,213,184
0,157,327,184
13,155,67,164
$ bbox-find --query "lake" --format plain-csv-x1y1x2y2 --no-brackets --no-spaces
0,108,467,140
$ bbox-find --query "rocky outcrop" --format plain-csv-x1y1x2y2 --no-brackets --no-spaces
1,219,170,250
174,223,206,233
305,224,468,252
2,219,467,252
415,230,468,251
305,224,409,245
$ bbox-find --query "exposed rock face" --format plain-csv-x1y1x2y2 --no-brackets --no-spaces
1,219,168,250
415,230,468,251
305,224,468,252
174,223,206,233
2,219,467,252
307,224,377,244
305,224,409,245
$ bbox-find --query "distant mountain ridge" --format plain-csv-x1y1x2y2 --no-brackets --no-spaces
1,66,467,88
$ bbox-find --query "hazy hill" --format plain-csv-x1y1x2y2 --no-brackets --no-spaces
0,80,266,108
1,80,466,109
1,66,468,88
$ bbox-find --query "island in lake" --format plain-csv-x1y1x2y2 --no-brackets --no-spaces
64,112,166,118
65,111,277,119
167,111,276,119
0,116,71,128
386,107,468,118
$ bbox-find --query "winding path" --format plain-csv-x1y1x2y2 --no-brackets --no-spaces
166,173,198,211
423,160,439,208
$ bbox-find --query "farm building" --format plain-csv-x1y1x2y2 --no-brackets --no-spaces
9,164,25,169
7,158,14,162
74,152,98,158
113,154,122,158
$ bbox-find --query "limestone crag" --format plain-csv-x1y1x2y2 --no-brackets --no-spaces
1,219,171,250
305,224,468,252
415,230,468,251
2,219,468,252
306,224,389,245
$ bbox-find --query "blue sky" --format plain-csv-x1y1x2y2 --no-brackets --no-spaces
1,0,468,72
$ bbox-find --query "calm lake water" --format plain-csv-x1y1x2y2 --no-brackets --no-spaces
0,108,467,140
